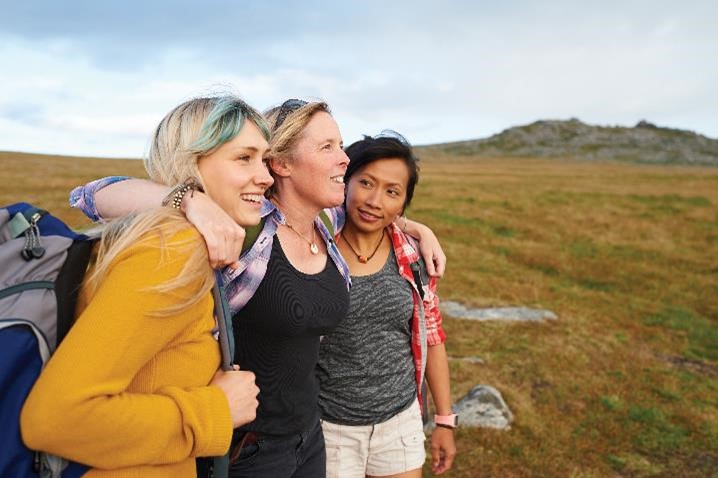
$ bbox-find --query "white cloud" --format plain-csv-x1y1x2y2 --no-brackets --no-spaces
0,0,717,156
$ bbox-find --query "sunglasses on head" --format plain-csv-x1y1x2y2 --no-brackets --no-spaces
274,98,308,129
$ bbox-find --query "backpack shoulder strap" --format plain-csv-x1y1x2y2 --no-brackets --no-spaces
240,217,266,256
55,239,96,345
410,260,426,300
212,270,235,372
404,235,427,300
408,254,431,423
319,210,334,237
205,270,236,476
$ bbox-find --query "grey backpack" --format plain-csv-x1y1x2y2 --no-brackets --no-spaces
0,203,94,477
1,203,234,478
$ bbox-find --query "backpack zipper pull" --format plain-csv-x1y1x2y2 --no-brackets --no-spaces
21,211,46,261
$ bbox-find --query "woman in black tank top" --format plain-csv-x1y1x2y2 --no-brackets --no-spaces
226,100,352,478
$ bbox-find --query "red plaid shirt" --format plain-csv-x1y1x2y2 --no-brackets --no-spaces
385,223,446,408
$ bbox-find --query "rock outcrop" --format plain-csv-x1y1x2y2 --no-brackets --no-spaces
423,119,718,165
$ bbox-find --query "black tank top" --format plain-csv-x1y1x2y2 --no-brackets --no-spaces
233,235,349,435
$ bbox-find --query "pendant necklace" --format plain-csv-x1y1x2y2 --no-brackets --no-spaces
284,222,319,255
341,230,385,263
273,201,320,255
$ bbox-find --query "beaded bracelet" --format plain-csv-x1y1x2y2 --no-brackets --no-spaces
162,178,204,209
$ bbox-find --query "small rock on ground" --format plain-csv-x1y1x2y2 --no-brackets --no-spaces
425,384,514,432
453,385,514,430
441,301,557,322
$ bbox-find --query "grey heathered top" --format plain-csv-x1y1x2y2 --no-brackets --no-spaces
317,248,417,425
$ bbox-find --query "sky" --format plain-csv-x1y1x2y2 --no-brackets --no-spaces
0,0,716,158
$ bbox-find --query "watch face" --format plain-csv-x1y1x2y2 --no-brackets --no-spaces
453,414,459,426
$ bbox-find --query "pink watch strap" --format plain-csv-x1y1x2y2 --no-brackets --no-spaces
434,413,458,427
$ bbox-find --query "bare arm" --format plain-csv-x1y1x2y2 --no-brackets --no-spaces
425,343,457,475
94,179,168,219
79,178,246,268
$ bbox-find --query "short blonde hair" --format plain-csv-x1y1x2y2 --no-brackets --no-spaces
263,100,331,196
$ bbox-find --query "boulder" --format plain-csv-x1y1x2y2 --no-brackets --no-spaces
441,301,557,322
453,385,513,430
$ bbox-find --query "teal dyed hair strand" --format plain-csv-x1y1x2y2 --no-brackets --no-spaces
189,96,270,155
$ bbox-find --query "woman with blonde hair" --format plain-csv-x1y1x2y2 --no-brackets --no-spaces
20,94,268,477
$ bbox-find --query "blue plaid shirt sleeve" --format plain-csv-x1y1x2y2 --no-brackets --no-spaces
69,176,132,222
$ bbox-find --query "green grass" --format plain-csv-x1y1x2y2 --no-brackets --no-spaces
643,307,718,361
2,152,717,477
410,157,718,477
629,193,712,208
627,406,690,451
600,395,623,411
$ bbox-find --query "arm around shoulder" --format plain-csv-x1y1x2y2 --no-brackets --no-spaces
70,176,170,221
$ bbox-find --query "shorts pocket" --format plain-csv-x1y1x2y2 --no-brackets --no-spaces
400,430,426,449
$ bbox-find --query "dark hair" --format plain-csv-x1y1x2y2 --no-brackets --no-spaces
344,130,420,213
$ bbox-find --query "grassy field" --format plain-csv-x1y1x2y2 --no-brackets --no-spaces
2,151,717,477
0,151,148,227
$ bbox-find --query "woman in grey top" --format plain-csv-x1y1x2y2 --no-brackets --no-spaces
318,132,456,477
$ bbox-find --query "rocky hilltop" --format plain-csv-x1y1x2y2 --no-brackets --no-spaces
428,119,718,165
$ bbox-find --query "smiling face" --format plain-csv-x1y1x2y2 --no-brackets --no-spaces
345,157,410,234
197,120,273,226
283,111,349,209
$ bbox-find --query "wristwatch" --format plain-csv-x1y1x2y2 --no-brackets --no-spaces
434,413,459,429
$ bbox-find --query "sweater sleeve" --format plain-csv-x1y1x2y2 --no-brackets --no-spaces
20,228,233,469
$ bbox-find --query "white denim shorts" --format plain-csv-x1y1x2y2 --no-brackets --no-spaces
322,399,426,478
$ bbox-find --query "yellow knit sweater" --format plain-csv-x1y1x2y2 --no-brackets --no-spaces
21,227,233,477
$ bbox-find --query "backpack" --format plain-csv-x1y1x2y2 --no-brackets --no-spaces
0,203,235,478
0,203,94,478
